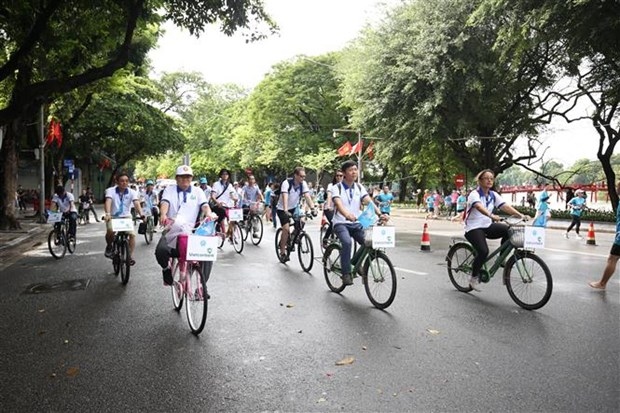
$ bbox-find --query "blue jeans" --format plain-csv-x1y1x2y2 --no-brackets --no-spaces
333,222,365,276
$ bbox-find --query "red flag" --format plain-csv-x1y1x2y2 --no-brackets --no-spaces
350,140,363,155
46,120,56,146
53,121,62,147
364,141,374,159
337,141,353,157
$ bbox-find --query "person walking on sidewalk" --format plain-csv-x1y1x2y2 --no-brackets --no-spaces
589,181,620,290
564,189,587,239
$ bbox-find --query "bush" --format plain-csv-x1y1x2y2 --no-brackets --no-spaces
514,206,616,223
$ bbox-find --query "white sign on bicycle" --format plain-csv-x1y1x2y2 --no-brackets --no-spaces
47,212,63,224
187,235,219,261
111,218,134,232
228,208,243,222
372,226,396,248
524,227,545,249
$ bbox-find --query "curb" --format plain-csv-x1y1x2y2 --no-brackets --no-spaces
0,226,46,251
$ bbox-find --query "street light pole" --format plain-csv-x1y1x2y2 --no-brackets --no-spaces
38,105,46,223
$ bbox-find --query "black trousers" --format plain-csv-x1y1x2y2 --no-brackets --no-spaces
465,223,510,279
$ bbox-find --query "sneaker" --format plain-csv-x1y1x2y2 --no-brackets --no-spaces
279,252,290,263
563,233,569,239
162,267,173,286
104,245,114,258
253,232,259,239
342,273,353,286
469,276,481,292
575,234,583,240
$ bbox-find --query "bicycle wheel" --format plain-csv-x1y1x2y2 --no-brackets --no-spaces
297,232,314,272
186,263,208,335
119,240,130,285
242,220,250,241
145,217,154,245
170,259,184,311
232,223,244,254
319,224,328,253
47,228,66,259
216,223,225,249
274,228,288,262
66,228,76,254
78,213,86,225
251,215,263,246
504,251,553,310
112,242,121,276
323,244,346,293
363,250,397,309
446,242,474,292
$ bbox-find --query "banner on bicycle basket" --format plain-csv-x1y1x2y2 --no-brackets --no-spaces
111,218,133,232
372,226,395,248
228,208,243,222
524,226,545,249
187,235,219,261
47,211,63,224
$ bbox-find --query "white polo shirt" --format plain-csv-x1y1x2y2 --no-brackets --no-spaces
211,180,237,208
51,192,77,213
105,186,139,218
277,179,309,211
331,182,369,224
161,184,208,224
464,188,506,232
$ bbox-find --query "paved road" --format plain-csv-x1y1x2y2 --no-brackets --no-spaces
0,216,618,412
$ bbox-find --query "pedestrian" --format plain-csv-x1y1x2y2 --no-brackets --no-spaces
564,189,587,239
589,180,620,290
533,193,551,227
527,191,536,209
451,189,467,222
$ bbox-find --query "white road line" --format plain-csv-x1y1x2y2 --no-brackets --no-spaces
541,247,609,259
395,266,427,275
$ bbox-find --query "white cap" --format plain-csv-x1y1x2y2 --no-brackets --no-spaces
175,165,193,176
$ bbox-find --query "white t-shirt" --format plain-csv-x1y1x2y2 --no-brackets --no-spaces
331,182,369,225
276,179,309,211
211,180,237,208
161,184,208,224
325,183,335,210
464,188,506,232
105,186,139,218
51,192,77,213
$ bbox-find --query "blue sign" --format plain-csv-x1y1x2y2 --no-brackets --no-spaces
63,159,74,167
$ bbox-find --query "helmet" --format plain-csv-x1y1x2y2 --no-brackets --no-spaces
175,165,193,176
146,180,154,186
199,177,208,184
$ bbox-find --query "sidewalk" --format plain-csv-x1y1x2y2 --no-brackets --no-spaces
389,207,617,234
0,210,47,251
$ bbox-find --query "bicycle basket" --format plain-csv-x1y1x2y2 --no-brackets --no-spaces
509,226,525,248
250,203,265,215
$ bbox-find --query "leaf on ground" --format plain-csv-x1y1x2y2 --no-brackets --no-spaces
38,331,46,336
335,356,355,366
297,330,302,333
426,329,440,335
362,346,367,351
317,397,326,403
63,339,69,344
66,367,79,378
286,304,294,308
50,373,57,378
38,309,45,313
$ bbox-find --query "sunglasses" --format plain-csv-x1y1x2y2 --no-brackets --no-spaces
336,174,343,177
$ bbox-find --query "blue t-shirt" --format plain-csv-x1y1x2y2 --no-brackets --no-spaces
426,195,435,209
568,197,586,217
375,193,394,213
456,195,467,211
264,188,272,205
444,195,452,206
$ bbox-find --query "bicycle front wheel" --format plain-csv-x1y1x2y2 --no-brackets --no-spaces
323,244,345,293
504,252,553,310
297,232,314,272
232,224,244,254
319,224,328,253
363,250,397,309
251,216,263,246
48,229,66,259
119,240,130,285
170,259,184,311
241,220,250,241
186,263,208,335
446,243,474,292
145,217,154,245
67,229,76,254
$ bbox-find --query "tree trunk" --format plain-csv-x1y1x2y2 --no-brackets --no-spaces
0,121,21,230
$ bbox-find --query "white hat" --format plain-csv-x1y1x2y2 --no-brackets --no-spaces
175,165,193,176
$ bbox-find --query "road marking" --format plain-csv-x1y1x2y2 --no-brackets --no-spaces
395,266,427,275
542,247,609,259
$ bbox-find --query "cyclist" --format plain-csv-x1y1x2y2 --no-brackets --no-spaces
374,185,394,215
103,173,144,264
276,167,317,261
321,170,344,249
51,185,78,241
241,175,264,238
143,180,160,228
156,165,212,286
210,168,238,238
331,160,386,285
199,177,212,200
78,188,96,223
264,182,273,225
463,169,525,291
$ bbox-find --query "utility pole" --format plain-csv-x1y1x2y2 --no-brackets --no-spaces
38,105,46,223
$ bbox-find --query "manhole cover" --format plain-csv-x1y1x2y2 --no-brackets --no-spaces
24,279,90,294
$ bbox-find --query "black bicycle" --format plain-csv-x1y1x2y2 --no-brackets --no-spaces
47,211,76,259
240,202,264,246
110,218,133,285
274,211,315,272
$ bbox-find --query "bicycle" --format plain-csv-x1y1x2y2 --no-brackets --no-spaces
47,211,76,259
319,211,336,254
445,216,553,310
77,202,90,225
274,210,315,272
143,208,155,245
214,207,244,253
239,202,264,246
170,227,216,335
322,224,397,309
110,218,134,285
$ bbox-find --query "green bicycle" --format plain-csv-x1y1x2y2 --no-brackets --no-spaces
322,226,397,309
445,217,553,310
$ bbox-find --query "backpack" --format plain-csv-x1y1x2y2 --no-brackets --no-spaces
335,182,363,197
270,178,302,208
